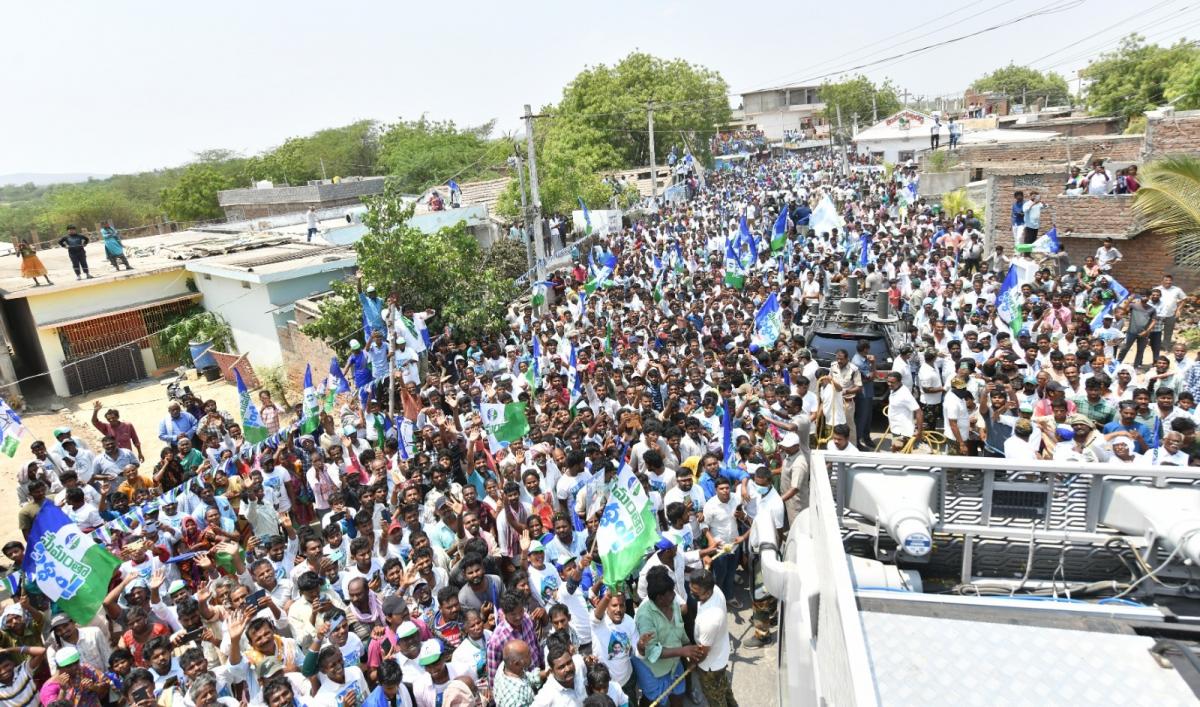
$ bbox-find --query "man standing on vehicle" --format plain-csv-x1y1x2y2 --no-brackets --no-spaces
830,349,863,447
851,339,876,450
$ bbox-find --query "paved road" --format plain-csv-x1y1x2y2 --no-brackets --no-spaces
676,568,781,707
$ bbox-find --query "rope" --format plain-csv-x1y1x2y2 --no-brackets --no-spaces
646,665,698,707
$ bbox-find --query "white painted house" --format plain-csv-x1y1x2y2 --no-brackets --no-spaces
185,243,357,366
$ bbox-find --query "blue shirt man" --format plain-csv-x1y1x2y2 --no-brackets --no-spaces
345,340,373,389
158,404,198,444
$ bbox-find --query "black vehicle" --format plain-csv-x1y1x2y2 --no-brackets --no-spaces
803,289,908,404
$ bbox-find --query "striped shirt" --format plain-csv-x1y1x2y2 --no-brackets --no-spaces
0,662,37,707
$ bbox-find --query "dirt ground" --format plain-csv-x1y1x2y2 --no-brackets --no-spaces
1,371,244,545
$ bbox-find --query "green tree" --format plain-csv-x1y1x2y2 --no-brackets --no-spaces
498,52,729,219
1165,54,1200,111
251,120,380,185
971,64,1070,107
1130,155,1200,270
376,117,508,193
819,75,901,129
160,164,235,221
556,52,731,168
1082,35,1200,119
39,186,152,233
302,183,517,351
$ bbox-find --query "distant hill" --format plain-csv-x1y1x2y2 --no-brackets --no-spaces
0,172,110,187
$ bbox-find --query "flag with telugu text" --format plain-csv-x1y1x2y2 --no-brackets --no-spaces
23,502,121,624
597,452,658,587
234,368,269,444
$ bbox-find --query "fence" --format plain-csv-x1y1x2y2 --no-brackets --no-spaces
61,345,146,396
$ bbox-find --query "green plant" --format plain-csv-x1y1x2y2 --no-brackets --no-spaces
254,364,293,408
941,188,984,219
1131,155,1200,270
159,308,234,365
924,150,959,173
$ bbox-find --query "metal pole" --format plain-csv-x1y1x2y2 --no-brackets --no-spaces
647,100,658,203
388,328,395,422
523,105,548,314
836,104,848,175
512,151,533,272
872,94,878,123
320,158,327,181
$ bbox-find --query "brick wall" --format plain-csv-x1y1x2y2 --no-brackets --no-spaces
1004,117,1123,138
278,321,337,395
1144,110,1200,159
956,134,1143,165
1051,194,1136,238
984,173,1199,293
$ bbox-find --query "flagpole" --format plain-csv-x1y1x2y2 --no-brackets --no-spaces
388,324,395,424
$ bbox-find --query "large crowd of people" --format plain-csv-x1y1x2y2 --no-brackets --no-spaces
6,149,1199,707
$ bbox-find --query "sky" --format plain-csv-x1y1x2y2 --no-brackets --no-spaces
2,0,1198,176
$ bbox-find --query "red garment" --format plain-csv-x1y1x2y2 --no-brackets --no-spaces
122,623,171,666
92,417,141,452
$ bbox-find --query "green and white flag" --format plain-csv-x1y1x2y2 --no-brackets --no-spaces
300,365,321,434
23,502,122,624
234,369,269,444
0,397,26,458
481,402,529,444
597,454,659,587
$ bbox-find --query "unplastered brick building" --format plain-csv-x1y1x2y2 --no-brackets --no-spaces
970,109,1200,293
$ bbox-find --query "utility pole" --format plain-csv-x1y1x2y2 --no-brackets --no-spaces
872,94,878,123
647,100,658,203
836,103,848,175
320,158,327,181
510,149,533,272
523,105,547,314
903,90,909,109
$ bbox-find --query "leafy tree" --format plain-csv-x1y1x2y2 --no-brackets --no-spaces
556,52,731,168
39,186,153,233
160,164,235,221
1165,55,1200,111
482,236,531,281
376,117,508,194
819,75,901,129
497,52,729,219
251,120,381,185
971,64,1070,107
1082,35,1200,119
303,183,517,351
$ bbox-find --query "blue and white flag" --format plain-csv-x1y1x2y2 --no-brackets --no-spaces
752,293,783,350
568,345,583,412
859,233,871,267
996,264,1023,336
448,179,460,193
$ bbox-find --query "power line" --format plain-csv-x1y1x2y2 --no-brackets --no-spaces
1024,0,1180,66
745,0,1014,93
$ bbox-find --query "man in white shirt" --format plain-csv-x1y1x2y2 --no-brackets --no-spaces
1157,274,1187,350
690,569,735,706
1004,419,1040,461
943,384,972,456
1138,431,1190,466
917,351,945,430
885,371,923,451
